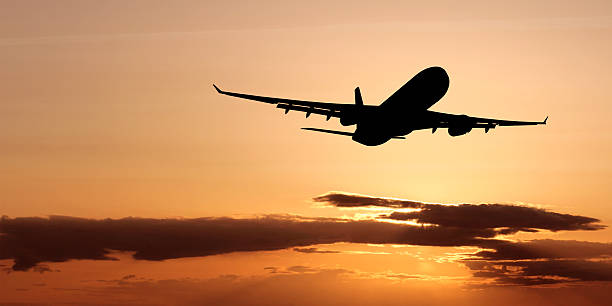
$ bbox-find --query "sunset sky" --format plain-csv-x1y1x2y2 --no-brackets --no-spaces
2,1,612,305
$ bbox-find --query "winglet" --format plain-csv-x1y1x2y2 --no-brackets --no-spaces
212,84,222,93
543,116,548,124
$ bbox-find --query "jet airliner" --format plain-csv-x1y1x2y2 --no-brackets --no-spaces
214,66,547,146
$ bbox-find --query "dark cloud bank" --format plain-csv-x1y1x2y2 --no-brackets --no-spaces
314,193,604,233
0,214,497,271
1,192,610,286
315,192,612,286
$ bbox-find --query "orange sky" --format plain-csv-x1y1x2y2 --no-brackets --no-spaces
2,1,612,304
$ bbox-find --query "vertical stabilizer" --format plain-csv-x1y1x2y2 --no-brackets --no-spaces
355,87,363,106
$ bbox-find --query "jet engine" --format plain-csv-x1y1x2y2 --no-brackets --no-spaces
448,126,472,136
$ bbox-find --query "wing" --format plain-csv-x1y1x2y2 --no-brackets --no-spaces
426,111,548,129
213,84,357,120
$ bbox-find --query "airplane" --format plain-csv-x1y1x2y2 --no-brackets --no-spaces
213,66,547,146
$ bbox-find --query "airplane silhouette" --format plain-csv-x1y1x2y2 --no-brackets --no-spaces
214,66,547,146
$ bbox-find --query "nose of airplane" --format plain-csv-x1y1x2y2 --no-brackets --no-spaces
421,66,449,84
420,66,449,100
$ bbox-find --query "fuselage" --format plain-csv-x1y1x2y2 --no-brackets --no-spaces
351,67,450,146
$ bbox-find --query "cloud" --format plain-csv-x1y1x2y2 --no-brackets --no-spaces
1,191,609,288
463,239,612,286
511,260,612,282
47,267,367,305
286,265,321,273
315,192,604,232
466,259,612,285
40,267,612,306
293,247,340,254
314,192,612,286
473,239,612,261
313,192,423,208
0,215,499,271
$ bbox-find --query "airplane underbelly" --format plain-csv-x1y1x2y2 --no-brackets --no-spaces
353,118,395,146
352,132,392,146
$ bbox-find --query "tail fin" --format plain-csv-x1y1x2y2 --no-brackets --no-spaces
354,87,363,106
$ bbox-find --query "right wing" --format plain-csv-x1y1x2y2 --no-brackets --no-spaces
213,84,358,120
427,111,548,128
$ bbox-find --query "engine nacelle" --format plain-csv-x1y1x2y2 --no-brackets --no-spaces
448,126,472,137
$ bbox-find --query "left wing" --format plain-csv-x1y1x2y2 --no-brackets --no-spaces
213,84,359,120
426,111,548,129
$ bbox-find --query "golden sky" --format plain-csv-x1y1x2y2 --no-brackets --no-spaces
2,1,612,304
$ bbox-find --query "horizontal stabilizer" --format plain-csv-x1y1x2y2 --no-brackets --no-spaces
301,127,405,139
301,127,354,137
